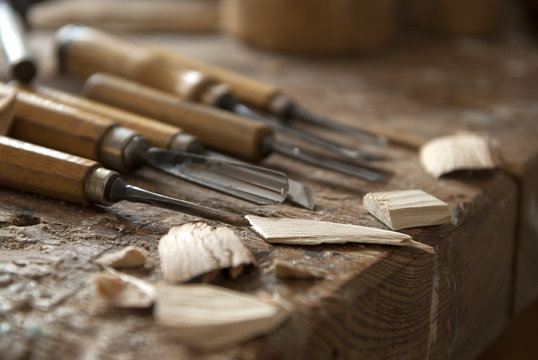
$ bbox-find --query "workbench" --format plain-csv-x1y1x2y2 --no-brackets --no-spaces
0,28,537,359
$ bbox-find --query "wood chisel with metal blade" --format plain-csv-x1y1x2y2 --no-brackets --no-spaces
54,24,380,162
18,83,316,210
80,74,386,181
0,84,289,205
1,137,430,255
0,136,249,226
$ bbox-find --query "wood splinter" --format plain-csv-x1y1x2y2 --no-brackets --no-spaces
420,132,498,177
246,215,434,253
154,284,290,350
159,222,255,283
93,270,156,309
364,189,451,230
95,246,148,268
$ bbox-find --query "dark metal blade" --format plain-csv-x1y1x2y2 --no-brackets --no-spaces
234,103,379,161
290,106,388,146
271,141,387,181
145,148,288,205
109,177,249,226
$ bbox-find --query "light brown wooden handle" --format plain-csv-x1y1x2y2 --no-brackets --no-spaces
55,25,217,101
0,83,114,161
150,46,280,109
27,84,184,150
0,135,99,205
83,73,272,160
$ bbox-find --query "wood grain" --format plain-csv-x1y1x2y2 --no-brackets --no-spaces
363,189,451,230
0,135,99,204
0,86,16,135
27,84,184,150
57,25,217,101
0,84,114,161
83,73,272,160
1,26,536,360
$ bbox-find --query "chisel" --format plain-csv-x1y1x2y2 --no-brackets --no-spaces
54,25,379,161
81,73,386,181
17,83,316,210
0,0,37,83
0,84,289,205
0,135,249,226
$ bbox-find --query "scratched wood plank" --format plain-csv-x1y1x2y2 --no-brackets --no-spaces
0,29,533,360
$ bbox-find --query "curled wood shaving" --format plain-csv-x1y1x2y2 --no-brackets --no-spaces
159,223,254,283
420,132,498,177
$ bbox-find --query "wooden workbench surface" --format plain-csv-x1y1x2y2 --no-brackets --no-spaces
1,29,537,359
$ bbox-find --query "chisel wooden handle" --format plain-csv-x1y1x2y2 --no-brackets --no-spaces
22,84,200,151
83,73,272,160
0,83,142,172
149,45,280,110
0,135,112,205
0,83,114,161
55,25,222,103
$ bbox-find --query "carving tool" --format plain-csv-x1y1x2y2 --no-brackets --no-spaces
19,83,316,210
0,84,289,205
0,135,249,226
0,136,428,253
81,73,386,181
54,25,380,162
0,0,37,83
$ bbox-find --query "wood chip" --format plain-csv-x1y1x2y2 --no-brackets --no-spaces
363,189,451,230
246,215,434,254
95,246,147,268
158,223,254,283
154,284,290,350
274,260,327,280
93,271,155,308
420,133,498,177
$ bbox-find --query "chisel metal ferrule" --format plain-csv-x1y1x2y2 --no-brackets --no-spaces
267,93,295,118
100,126,150,173
168,132,204,153
84,167,119,206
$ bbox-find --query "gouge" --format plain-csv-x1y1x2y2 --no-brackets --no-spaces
81,74,386,181
17,83,316,210
0,84,289,205
0,0,37,83
0,135,249,226
54,25,379,162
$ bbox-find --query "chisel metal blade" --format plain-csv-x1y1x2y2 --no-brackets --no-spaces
145,148,289,205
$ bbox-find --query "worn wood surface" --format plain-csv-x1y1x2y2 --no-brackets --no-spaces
0,28,536,360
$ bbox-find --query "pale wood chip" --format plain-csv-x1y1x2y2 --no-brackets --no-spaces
158,223,254,283
274,260,327,280
246,215,434,254
420,132,498,177
364,189,451,230
95,246,147,268
154,284,290,350
93,272,155,308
